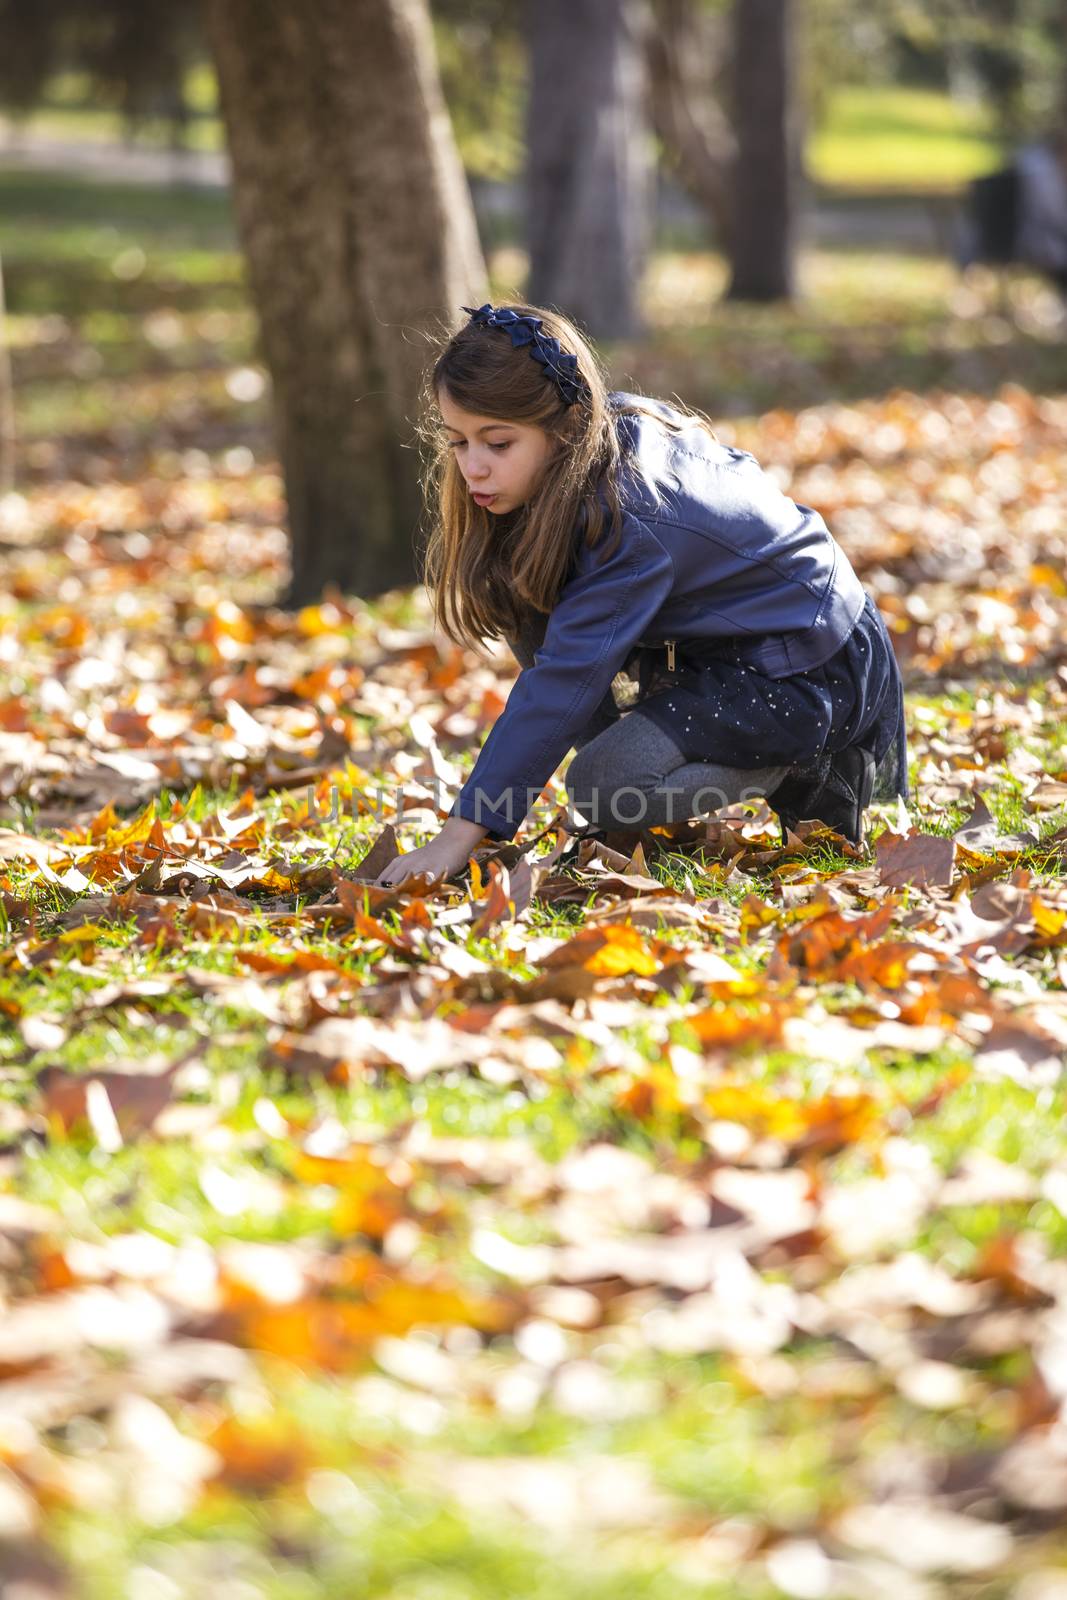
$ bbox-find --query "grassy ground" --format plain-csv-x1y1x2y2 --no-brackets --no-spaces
2,79,1006,192
0,65,224,152
0,173,1065,1598
808,85,1004,191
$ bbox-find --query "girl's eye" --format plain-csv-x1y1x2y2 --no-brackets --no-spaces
489,442,511,453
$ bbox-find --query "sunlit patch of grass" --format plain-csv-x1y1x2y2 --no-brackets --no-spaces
809,85,1005,191
626,248,1067,416
0,170,235,251
57,1489,746,1600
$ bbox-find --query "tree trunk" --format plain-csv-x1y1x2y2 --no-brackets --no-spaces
725,0,798,303
204,0,486,605
645,0,734,247
525,0,650,340
0,253,14,494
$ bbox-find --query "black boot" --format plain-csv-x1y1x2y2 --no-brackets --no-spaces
767,743,877,848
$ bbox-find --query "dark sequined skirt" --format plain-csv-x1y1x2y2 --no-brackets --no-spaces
628,593,909,802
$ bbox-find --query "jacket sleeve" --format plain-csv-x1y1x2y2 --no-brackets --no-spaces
448,512,675,841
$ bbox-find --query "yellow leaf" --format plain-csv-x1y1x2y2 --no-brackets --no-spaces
170,783,203,821
740,894,778,942
290,1148,409,1241
584,925,660,977
617,1063,687,1120
1030,563,1067,596
296,603,339,636
704,1083,880,1153
103,800,158,851
58,923,109,944
1032,897,1067,944
255,868,301,892
705,1082,803,1139
85,803,121,842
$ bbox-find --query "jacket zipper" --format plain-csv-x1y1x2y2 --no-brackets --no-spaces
666,640,676,671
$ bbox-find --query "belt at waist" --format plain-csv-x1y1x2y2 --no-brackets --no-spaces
632,637,756,671
645,583,867,681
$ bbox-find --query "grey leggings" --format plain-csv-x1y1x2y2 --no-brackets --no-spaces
506,613,792,832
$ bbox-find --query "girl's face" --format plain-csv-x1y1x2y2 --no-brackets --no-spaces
438,389,556,515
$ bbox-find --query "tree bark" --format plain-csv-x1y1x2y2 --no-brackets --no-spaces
645,0,734,246
525,0,650,340
725,0,798,303
204,0,486,605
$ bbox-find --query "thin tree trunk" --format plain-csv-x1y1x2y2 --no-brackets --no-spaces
645,0,734,246
0,253,14,494
525,0,650,340
204,0,486,605
726,0,798,303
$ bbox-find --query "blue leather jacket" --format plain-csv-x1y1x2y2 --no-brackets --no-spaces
449,391,867,841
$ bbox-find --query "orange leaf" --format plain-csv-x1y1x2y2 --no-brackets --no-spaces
205,1415,315,1492
583,925,661,977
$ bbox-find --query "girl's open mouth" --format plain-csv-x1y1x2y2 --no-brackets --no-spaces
472,492,497,506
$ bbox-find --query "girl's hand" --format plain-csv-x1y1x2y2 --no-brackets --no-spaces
376,818,489,888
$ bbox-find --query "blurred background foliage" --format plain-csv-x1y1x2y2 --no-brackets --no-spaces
0,0,1064,590
0,0,1062,190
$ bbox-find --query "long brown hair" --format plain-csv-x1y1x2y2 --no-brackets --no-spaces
417,301,715,653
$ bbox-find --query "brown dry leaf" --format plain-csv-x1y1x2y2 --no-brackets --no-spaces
1028,776,1067,811
953,792,1039,857
586,897,708,931
350,824,402,882
0,830,72,868
470,857,519,935
37,1052,194,1143
974,1016,1065,1084
876,826,956,888
331,874,442,920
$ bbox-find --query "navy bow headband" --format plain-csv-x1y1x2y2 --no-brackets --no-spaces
460,303,589,407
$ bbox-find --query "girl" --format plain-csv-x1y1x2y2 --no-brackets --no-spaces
376,301,908,889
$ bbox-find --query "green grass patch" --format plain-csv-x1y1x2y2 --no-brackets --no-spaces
809,85,1005,192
